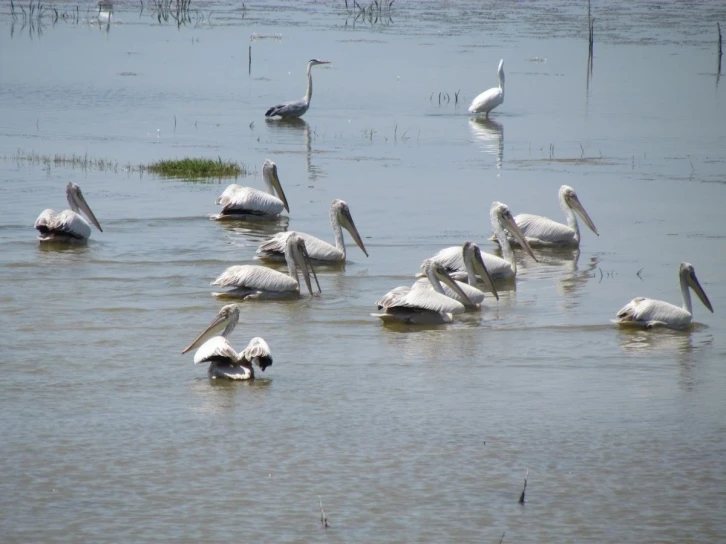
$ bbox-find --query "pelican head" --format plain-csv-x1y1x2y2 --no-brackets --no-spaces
262,159,290,212
286,233,322,297
560,185,598,236
681,262,713,313
462,242,499,300
181,304,240,355
308,59,331,68
332,199,369,257
66,182,103,232
422,259,475,307
491,201,537,262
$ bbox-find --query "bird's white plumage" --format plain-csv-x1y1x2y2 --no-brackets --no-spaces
35,183,102,242
193,336,239,365
384,286,467,315
469,59,505,116
214,160,289,219
412,276,487,306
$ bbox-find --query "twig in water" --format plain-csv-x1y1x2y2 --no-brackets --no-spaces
319,496,330,528
454,89,460,105
174,114,177,132
248,44,252,75
636,268,643,281
498,532,506,544
518,469,529,504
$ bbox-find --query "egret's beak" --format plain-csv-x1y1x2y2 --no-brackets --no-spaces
266,162,290,213
437,267,475,308
501,212,537,262
341,208,368,257
472,247,499,301
297,242,322,297
181,312,229,354
687,271,714,313
570,195,599,236
73,188,103,232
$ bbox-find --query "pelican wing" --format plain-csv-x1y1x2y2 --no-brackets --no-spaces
257,231,342,262
217,186,286,217
388,288,466,315
429,245,511,281
193,336,239,365
469,88,503,114
513,213,576,246
376,285,411,309
615,297,692,328
36,209,92,239
212,265,298,292
412,278,486,306
34,208,56,233
429,246,465,273
241,337,273,370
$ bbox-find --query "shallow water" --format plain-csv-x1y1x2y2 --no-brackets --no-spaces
1,1,725,542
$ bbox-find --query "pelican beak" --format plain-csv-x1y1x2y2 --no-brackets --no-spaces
570,195,599,236
687,271,714,313
341,208,369,257
437,267,475,308
73,186,103,232
298,242,322,297
181,311,230,354
267,161,290,213
473,247,499,300
501,211,537,262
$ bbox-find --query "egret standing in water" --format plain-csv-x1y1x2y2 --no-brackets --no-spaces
182,305,273,380
34,182,103,243
469,59,505,117
614,262,713,330
213,159,290,220
265,59,331,119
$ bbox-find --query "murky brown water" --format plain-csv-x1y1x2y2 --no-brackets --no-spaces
1,1,725,542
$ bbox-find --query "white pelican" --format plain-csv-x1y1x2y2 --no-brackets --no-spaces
373,260,475,324
469,59,504,117
34,182,103,243
414,242,499,307
211,233,321,299
265,59,331,119
182,304,273,380
256,199,368,264
494,185,598,248
429,203,538,281
614,262,714,330
213,159,290,220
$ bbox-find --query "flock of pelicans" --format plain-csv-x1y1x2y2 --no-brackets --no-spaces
33,58,715,380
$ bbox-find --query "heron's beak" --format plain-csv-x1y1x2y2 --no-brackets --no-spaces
342,209,368,257
75,190,103,232
181,312,229,354
268,163,290,213
473,247,499,300
570,195,599,236
437,268,475,308
687,271,714,313
298,243,322,297
501,212,537,262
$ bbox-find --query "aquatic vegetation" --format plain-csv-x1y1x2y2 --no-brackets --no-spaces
143,157,248,179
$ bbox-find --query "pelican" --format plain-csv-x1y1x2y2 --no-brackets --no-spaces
469,59,505,117
213,159,290,220
211,233,321,299
614,262,714,330
256,199,368,264
34,182,103,243
430,203,537,281
265,59,331,119
493,185,599,248
414,242,499,307
181,304,273,380
373,260,475,324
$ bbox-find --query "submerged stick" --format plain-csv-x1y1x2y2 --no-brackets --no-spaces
518,469,529,504
319,496,330,528
498,532,506,544
248,44,251,75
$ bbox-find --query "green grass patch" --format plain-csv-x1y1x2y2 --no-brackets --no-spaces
143,157,247,179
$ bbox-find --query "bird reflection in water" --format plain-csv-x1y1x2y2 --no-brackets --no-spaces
215,215,289,244
265,118,322,181
469,118,504,170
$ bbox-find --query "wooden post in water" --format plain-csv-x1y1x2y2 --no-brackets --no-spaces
248,44,252,75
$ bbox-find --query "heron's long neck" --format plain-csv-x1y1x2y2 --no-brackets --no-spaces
330,209,346,259
561,195,580,243
284,244,300,286
491,210,516,274
303,63,313,103
680,271,693,315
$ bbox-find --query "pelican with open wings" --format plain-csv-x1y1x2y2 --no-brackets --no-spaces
614,262,713,330
414,242,499,307
256,199,368,263
34,182,103,243
429,202,537,281
213,159,290,220
373,260,475,324
212,233,320,299
493,185,598,248
181,304,273,380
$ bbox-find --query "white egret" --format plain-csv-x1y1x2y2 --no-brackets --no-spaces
469,59,504,117
265,59,331,119
181,304,273,380
213,159,290,220
614,262,713,330
211,233,321,299
256,199,368,263
34,182,103,243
